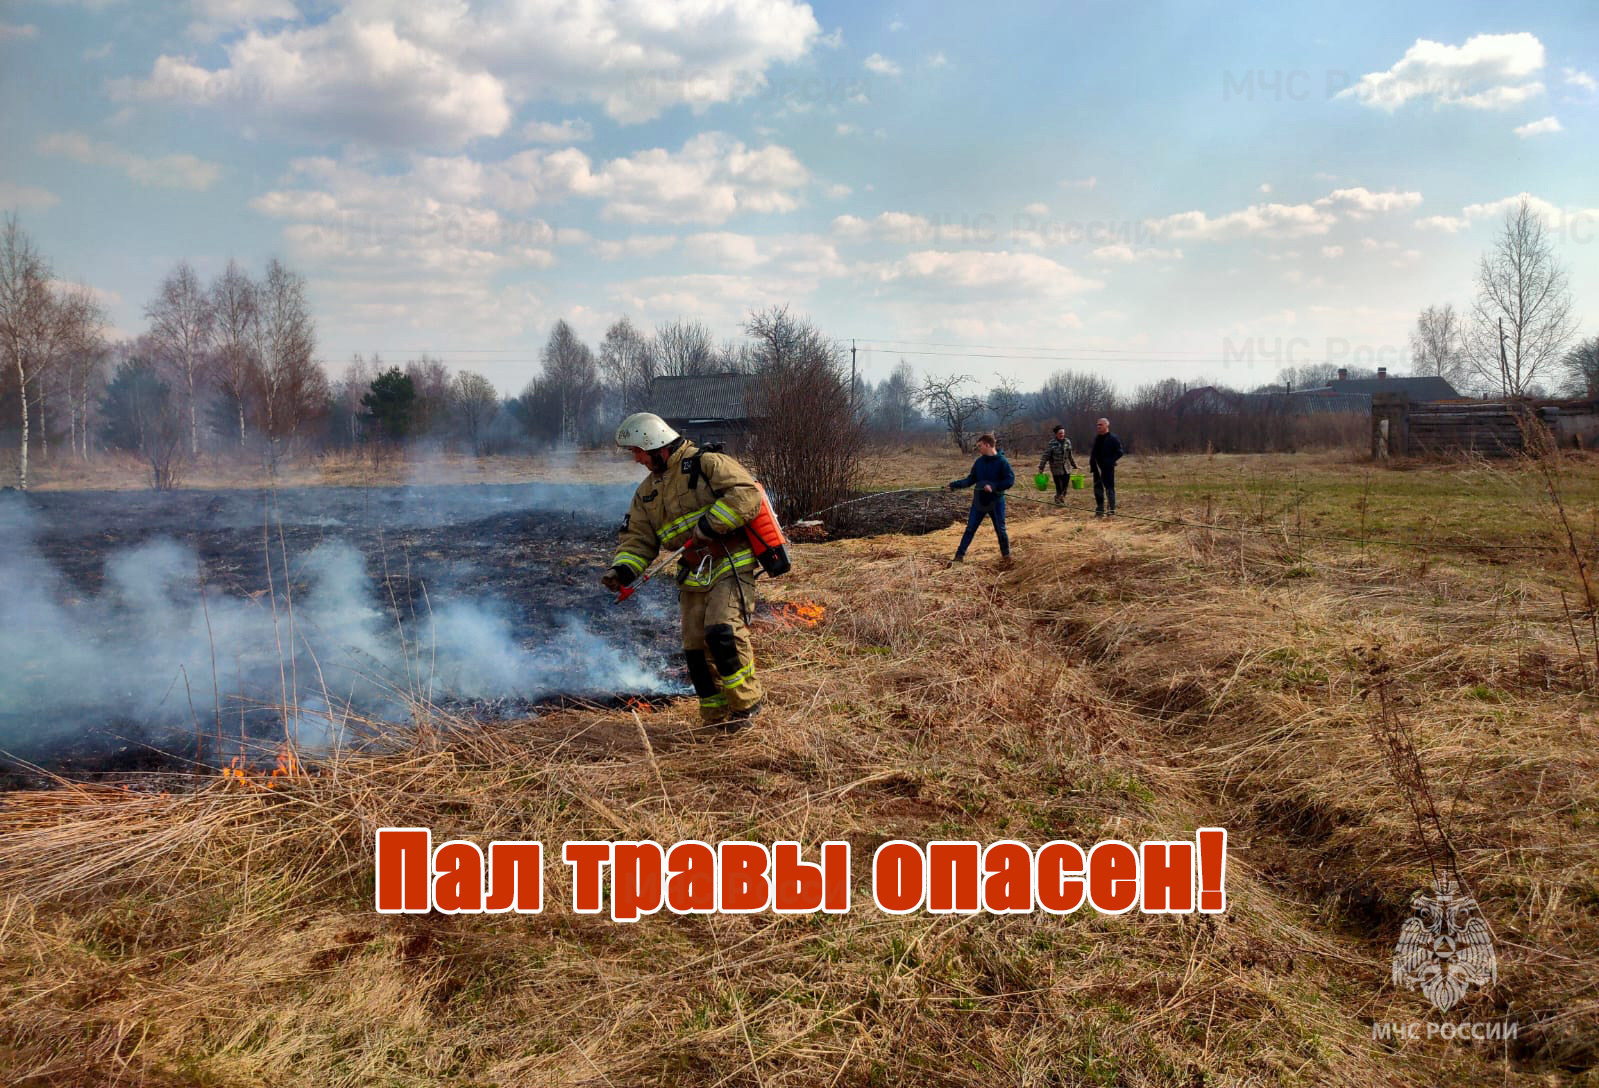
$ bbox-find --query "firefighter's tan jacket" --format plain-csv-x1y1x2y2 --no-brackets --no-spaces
611,442,762,592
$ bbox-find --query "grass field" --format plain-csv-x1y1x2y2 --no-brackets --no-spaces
2,446,1597,1086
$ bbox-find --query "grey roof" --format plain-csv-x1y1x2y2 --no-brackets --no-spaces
1175,386,1369,415
1320,375,1460,401
647,373,757,421
1282,391,1371,413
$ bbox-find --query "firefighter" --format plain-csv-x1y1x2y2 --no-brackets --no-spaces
600,412,765,730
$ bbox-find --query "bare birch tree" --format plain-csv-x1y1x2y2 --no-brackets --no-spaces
145,260,215,455
540,320,600,445
1468,198,1578,396
450,370,500,455
598,317,656,412
0,215,53,489
1408,304,1467,389
61,287,109,460
653,319,718,377
251,258,325,466
210,260,260,448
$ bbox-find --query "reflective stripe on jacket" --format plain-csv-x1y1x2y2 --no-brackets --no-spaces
611,441,763,593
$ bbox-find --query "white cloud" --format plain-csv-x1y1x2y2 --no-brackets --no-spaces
831,211,992,246
835,122,859,136
49,279,122,307
117,21,513,148
1514,115,1562,137
1090,244,1182,263
680,231,843,278
1565,68,1598,94
1457,191,1599,232
0,22,39,39
594,235,679,260
1452,83,1546,109
1337,32,1545,112
119,1,822,145
251,154,573,281
926,52,948,68
318,277,550,358
824,183,851,199
577,133,812,224
1258,183,1272,194
0,183,59,210
888,18,905,31
1061,176,1097,190
875,250,1101,299
1147,186,1422,242
1320,245,1344,258
607,253,839,329
521,118,593,144
186,0,296,39
252,134,809,291
1361,238,1398,251
1145,201,1335,241
1022,201,1049,216
863,53,901,76
1313,186,1424,216
1414,215,1468,232
36,132,221,190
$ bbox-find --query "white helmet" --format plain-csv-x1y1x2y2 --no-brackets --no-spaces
615,412,680,451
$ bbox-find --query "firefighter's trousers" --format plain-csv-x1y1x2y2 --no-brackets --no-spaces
680,567,763,722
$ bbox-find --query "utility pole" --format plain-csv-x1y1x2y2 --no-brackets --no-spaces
850,339,857,414
1498,317,1509,397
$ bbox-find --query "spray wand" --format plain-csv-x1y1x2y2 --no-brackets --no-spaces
615,546,685,603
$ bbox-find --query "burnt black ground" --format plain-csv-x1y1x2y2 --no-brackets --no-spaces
1,482,691,785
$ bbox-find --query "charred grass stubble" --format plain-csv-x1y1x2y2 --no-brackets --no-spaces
2,457,1598,1085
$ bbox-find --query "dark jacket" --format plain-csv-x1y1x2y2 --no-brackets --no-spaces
1089,432,1123,474
951,453,1015,509
1038,436,1078,474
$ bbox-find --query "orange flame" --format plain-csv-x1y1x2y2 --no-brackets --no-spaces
772,600,826,628
220,746,304,790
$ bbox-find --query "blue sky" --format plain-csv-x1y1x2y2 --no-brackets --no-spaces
2,0,1596,395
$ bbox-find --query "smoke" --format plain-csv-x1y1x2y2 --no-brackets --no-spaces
0,490,673,763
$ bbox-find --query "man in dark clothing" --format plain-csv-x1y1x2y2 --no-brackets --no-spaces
1037,424,1079,505
947,433,1015,562
1089,417,1124,517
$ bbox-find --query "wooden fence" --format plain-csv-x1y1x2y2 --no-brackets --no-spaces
1371,393,1599,459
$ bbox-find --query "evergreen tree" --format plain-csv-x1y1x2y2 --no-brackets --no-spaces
360,366,416,444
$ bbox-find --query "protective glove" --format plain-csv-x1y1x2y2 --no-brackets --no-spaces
600,568,623,592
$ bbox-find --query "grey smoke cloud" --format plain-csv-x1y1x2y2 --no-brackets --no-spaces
0,490,671,763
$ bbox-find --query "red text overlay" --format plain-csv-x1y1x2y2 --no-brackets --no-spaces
374,830,1228,917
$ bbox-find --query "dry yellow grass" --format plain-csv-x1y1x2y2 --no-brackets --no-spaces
2,450,1597,1085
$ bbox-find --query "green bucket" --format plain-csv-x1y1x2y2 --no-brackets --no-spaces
1034,472,1050,491
1070,474,1085,490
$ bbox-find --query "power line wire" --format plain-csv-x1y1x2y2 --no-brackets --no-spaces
853,338,1231,356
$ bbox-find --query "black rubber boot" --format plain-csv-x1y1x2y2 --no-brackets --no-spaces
718,701,762,733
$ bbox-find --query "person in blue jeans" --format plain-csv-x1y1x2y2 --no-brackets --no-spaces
946,433,1014,562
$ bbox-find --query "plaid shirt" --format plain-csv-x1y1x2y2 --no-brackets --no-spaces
1038,437,1078,474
